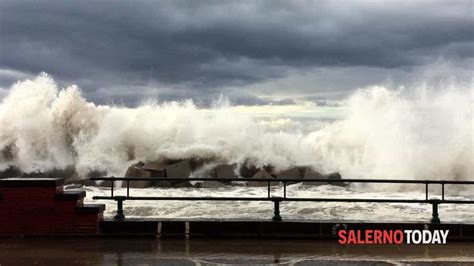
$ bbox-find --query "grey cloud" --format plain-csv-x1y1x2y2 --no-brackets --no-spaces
89,85,297,107
0,0,472,106
0,69,31,88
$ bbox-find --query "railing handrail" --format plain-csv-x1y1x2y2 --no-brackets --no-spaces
89,176,474,223
92,196,474,204
90,176,474,185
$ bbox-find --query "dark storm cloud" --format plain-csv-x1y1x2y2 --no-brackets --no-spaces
0,0,472,105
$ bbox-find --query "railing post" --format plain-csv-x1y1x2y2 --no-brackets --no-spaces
111,179,114,197
425,183,428,200
114,196,126,220
267,181,271,198
272,198,282,221
127,180,130,197
430,201,440,224
441,183,445,200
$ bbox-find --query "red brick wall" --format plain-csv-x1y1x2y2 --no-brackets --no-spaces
0,179,104,235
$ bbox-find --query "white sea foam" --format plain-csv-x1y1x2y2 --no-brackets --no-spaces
0,73,472,182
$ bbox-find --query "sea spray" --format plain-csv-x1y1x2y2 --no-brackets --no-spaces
309,85,473,181
0,73,471,182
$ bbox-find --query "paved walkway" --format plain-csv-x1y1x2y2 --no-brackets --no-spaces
1,238,474,265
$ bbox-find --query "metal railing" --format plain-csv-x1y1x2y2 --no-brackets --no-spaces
90,177,474,223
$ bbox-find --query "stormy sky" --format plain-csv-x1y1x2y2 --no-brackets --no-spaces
0,0,473,106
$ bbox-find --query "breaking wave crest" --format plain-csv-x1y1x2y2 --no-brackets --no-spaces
0,73,472,180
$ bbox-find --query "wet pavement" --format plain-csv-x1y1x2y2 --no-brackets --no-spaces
1,237,474,265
